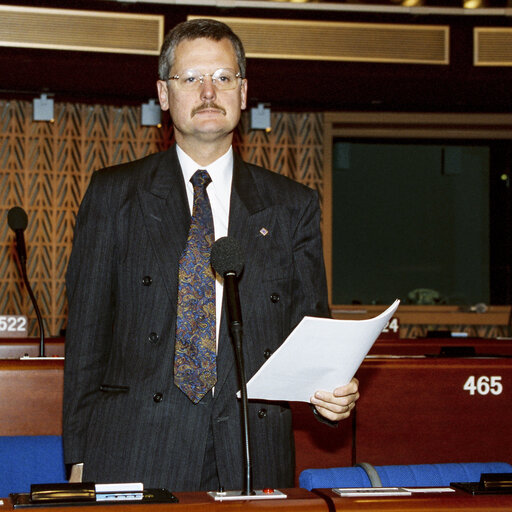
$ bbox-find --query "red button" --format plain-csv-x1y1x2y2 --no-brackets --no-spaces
263,488,274,494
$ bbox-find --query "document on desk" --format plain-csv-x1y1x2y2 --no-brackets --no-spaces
244,299,400,402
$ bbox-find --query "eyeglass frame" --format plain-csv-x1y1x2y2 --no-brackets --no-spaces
167,68,244,90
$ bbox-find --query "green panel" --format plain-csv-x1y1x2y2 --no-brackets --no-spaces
332,141,490,305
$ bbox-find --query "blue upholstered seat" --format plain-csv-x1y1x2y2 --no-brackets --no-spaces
0,435,67,497
299,462,512,491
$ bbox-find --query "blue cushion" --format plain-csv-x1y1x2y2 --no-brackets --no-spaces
299,466,372,491
0,436,67,496
377,462,512,487
299,462,512,491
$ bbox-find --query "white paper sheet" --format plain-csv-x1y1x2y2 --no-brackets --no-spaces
244,299,400,402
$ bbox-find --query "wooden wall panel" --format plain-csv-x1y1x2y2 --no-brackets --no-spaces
0,99,324,336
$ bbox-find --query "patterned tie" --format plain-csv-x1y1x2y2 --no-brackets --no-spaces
174,170,216,403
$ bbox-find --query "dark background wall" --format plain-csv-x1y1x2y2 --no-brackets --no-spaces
1,0,512,112
1,1,511,334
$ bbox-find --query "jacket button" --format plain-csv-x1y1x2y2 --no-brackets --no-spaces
142,276,152,286
264,348,272,359
270,293,280,303
258,408,267,418
148,332,159,344
153,393,163,403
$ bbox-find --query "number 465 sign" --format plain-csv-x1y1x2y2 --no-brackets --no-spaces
463,376,503,396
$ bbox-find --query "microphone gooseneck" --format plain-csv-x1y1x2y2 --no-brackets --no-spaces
7,206,45,357
211,237,253,495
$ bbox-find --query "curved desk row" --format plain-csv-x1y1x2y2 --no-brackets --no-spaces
1,349,511,484
1,487,512,511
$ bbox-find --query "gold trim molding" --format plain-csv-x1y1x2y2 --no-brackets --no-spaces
0,5,163,55
474,27,512,66
189,15,450,64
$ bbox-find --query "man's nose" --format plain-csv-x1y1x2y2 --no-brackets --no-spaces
200,76,216,100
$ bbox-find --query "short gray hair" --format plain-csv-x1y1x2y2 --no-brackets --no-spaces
158,19,246,80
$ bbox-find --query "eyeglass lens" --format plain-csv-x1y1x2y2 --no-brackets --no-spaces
171,69,240,90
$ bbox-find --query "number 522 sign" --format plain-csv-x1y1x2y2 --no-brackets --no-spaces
0,315,28,338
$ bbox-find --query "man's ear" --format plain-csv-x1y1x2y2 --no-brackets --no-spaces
240,79,248,111
156,80,170,111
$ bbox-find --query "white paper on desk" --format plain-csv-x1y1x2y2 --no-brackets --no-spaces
243,299,400,402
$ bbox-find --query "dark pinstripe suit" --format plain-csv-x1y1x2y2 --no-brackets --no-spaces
63,145,329,492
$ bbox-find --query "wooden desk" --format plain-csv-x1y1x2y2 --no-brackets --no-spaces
291,402,353,482
369,337,512,356
315,488,512,511
0,338,65,359
332,304,512,339
173,488,326,510
4,336,510,359
0,359,63,435
355,357,512,465
0,488,327,511
1,348,511,483
2,488,512,511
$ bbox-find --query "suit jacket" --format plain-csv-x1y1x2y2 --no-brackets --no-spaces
63,145,329,492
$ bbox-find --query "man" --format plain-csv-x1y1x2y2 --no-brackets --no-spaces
63,18,359,492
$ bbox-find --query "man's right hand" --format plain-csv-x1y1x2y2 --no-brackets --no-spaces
69,463,83,483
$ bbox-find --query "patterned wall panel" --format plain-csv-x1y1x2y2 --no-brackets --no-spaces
0,99,324,336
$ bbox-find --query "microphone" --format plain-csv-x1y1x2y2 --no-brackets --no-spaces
211,237,253,496
211,236,245,334
7,207,46,357
7,206,28,265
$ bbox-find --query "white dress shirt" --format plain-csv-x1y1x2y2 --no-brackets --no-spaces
176,145,233,349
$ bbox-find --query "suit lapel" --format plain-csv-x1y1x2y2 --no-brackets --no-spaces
215,155,266,396
137,146,190,317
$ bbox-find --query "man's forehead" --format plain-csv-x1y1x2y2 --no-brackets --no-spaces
174,37,235,58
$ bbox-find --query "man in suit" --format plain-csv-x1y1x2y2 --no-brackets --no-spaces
63,18,359,492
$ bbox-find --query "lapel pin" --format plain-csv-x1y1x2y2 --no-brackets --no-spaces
259,227,269,236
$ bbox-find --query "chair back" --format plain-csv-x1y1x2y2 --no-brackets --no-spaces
0,435,67,497
299,461,512,491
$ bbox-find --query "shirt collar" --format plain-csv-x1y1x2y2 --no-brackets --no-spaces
176,144,233,205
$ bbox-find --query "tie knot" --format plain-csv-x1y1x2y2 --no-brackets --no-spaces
191,169,211,188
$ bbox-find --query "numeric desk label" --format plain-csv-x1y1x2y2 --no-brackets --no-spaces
0,315,28,337
463,375,503,396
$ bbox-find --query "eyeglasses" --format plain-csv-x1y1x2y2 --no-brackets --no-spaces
168,68,242,91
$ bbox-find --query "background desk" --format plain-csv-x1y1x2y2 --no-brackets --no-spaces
0,338,64,359
0,359,63,435
1,337,511,484
354,356,512,465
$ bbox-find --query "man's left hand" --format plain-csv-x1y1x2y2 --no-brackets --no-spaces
310,377,359,422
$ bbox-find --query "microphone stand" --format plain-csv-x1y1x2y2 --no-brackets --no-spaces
208,271,286,501
8,207,46,358
224,273,253,496
18,251,45,357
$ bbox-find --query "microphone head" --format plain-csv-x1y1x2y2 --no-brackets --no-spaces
7,206,28,231
211,236,245,277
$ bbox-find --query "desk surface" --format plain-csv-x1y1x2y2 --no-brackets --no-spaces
315,488,512,511
0,489,325,512
2,336,512,360
2,488,512,511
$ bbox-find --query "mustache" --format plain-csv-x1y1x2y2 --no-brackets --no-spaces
192,102,226,117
